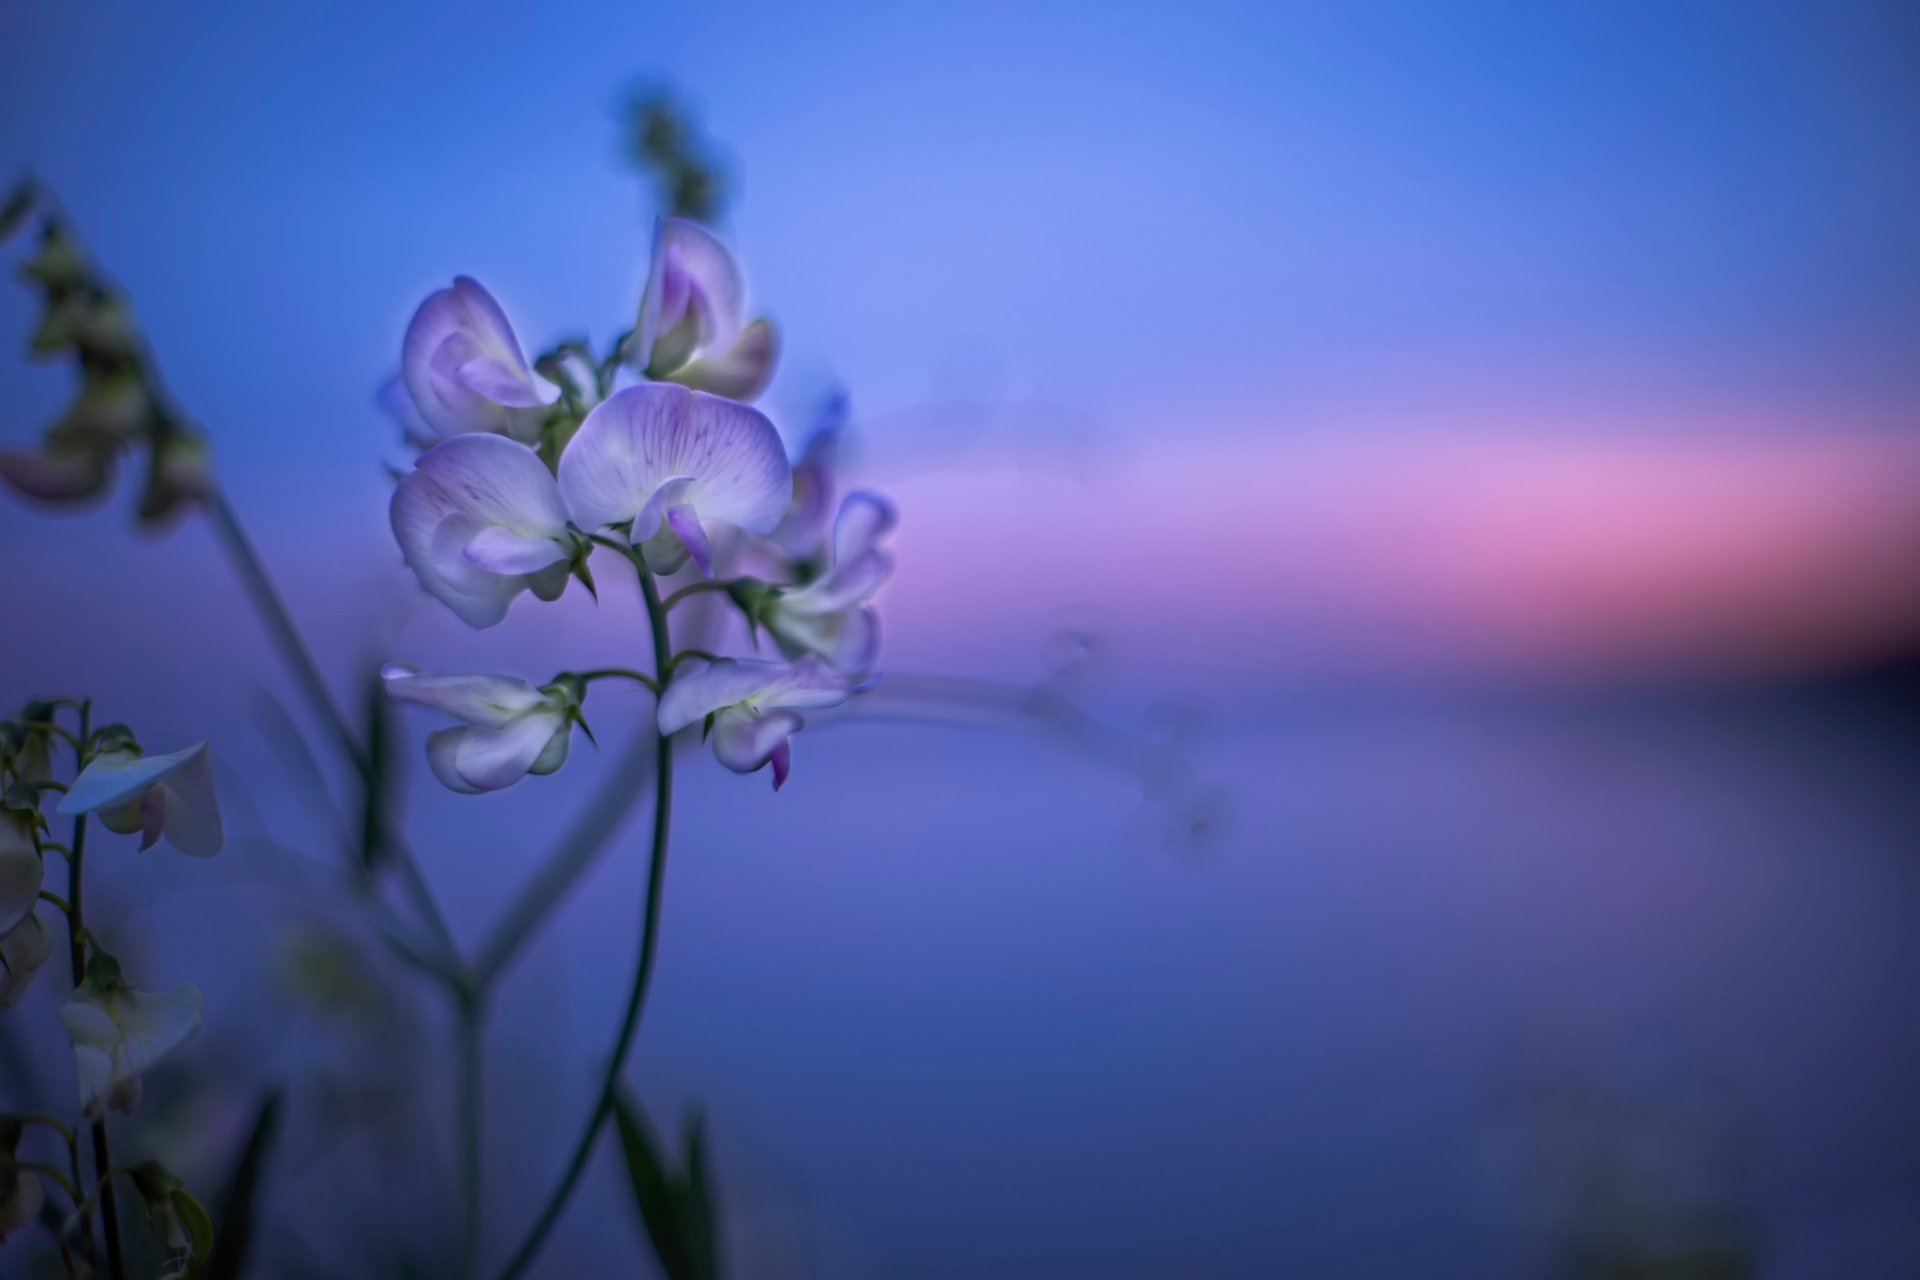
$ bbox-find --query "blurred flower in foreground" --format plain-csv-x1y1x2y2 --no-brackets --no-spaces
128,1160,214,1277
401,276,560,443
0,1119,41,1244
0,808,43,941
59,955,203,1118
382,665,582,794
634,218,777,401
558,382,790,577
761,491,897,676
0,913,51,1008
59,737,223,858
658,657,855,789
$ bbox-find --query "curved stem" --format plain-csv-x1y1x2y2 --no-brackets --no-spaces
19,1112,76,1146
666,648,720,675
37,889,73,917
19,1160,81,1202
494,559,678,1280
660,578,733,612
576,668,661,696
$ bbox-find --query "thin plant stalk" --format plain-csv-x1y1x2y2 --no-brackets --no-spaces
494,554,677,1280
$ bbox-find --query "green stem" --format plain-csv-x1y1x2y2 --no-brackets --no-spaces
19,1112,76,1146
60,702,123,1280
660,578,733,612
494,557,678,1280
470,732,658,987
37,889,73,916
458,991,487,1280
208,489,462,970
575,668,661,696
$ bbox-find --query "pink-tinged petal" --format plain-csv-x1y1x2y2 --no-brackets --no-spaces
666,504,714,577
832,490,898,564
670,318,778,403
60,743,212,818
381,666,547,728
558,383,789,536
426,712,567,792
638,218,746,365
402,277,558,438
464,526,570,574
768,738,792,790
0,444,115,504
710,705,804,776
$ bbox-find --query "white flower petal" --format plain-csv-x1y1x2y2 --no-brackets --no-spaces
426,712,568,793
0,819,42,939
59,742,210,818
381,666,548,728
832,490,898,565
557,384,790,538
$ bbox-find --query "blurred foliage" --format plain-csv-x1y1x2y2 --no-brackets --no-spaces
614,1091,722,1280
623,88,729,224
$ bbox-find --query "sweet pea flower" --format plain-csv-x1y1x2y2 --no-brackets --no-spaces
762,492,896,675
635,218,777,402
59,957,203,1119
58,740,223,858
558,383,790,577
0,913,51,1009
401,277,559,443
390,433,575,628
0,812,43,941
658,657,856,789
382,665,580,794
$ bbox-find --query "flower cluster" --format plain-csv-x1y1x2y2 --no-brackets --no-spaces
384,219,895,790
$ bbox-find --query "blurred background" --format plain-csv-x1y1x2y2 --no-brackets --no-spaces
4,1,1920,1276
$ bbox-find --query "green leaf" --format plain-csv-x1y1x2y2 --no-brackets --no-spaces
196,1089,283,1280
681,1113,722,1280
170,1190,214,1261
614,1091,698,1280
